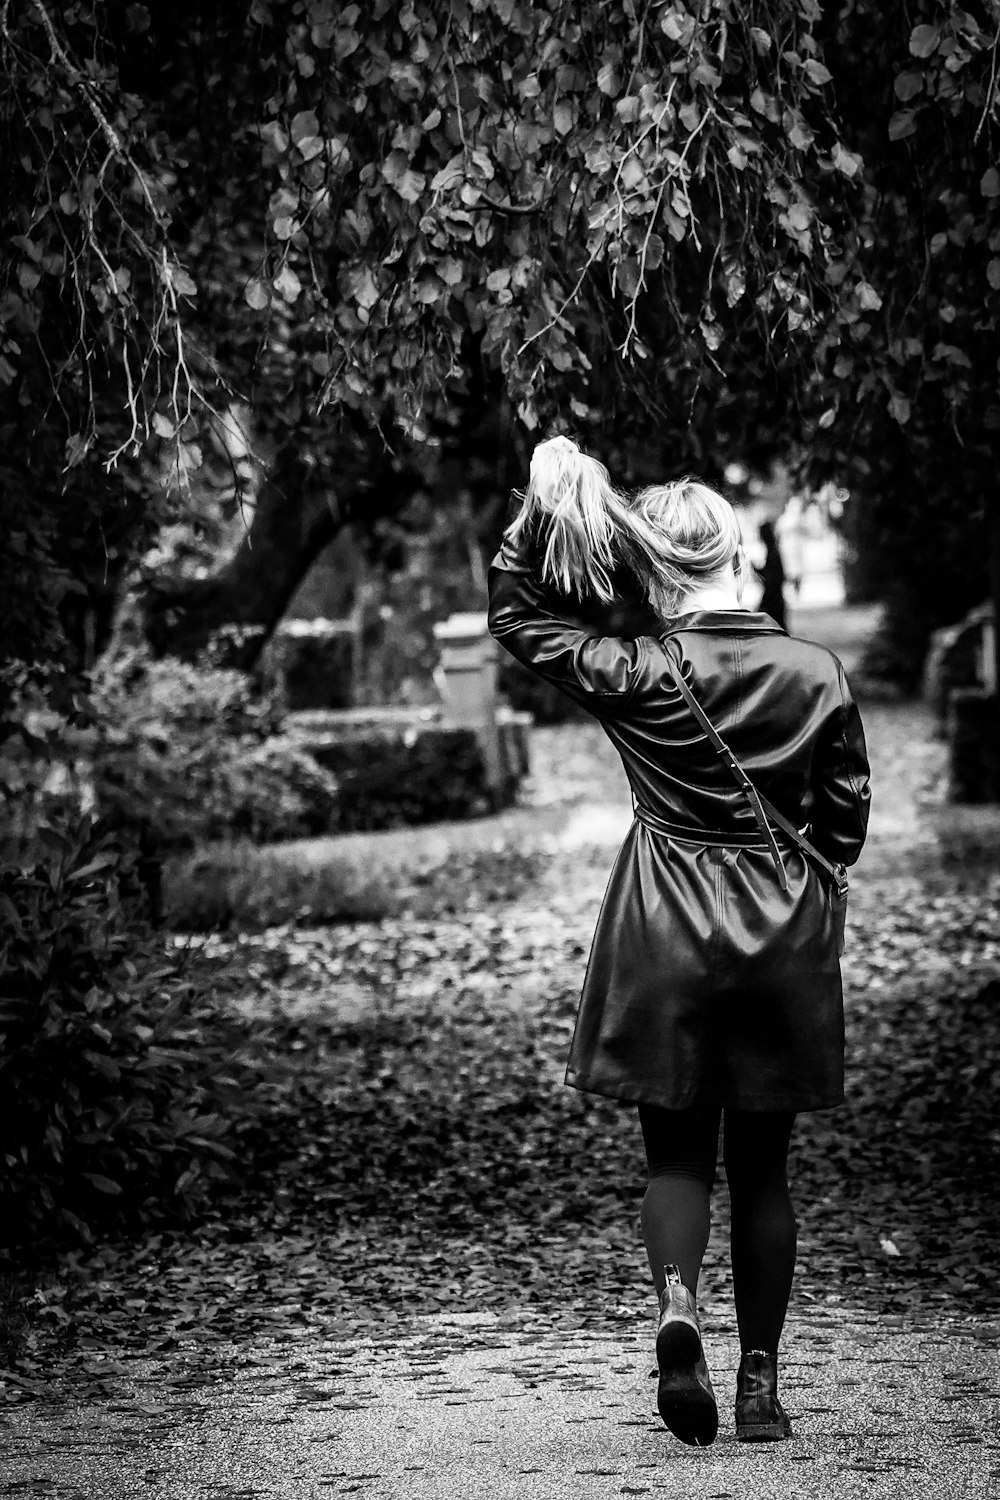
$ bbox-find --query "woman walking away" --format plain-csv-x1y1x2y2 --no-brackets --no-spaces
488,437,870,1449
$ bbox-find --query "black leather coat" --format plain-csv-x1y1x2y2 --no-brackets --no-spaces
488,531,871,1113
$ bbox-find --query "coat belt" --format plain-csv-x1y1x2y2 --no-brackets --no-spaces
633,803,798,849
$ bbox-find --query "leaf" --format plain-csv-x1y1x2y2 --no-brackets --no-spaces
382,151,426,204
909,23,940,58
67,856,118,883
431,160,464,192
597,63,619,96
170,267,197,298
987,258,1000,290
981,168,1000,199
804,59,833,86
750,26,772,56
553,100,574,137
347,264,380,311
643,234,665,272
64,433,91,468
832,143,862,179
273,265,303,303
152,412,176,439
856,281,882,311
290,109,320,144
889,394,911,425
620,156,645,192
244,278,270,311
37,825,71,854
616,257,641,299
894,70,923,102
83,1173,123,1196
660,8,692,43
888,111,917,142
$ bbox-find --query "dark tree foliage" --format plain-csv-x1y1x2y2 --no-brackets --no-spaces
2,0,864,670
809,2,1000,682
2,0,999,680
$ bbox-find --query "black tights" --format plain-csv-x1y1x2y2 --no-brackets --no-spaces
638,1099,797,1356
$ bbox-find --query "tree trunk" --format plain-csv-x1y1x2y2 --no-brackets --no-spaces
142,441,421,669
140,379,527,670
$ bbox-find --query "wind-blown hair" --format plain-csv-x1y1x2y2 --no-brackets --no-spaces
507,438,745,619
504,435,638,602
631,478,746,617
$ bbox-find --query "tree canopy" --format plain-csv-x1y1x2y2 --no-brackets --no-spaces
3,0,1000,676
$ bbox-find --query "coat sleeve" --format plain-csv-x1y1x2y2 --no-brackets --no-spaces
487,527,646,717
808,664,871,867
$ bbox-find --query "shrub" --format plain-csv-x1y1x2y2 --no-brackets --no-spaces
87,653,339,850
300,723,489,830
94,647,284,742
269,619,356,710
93,732,340,850
0,817,261,1245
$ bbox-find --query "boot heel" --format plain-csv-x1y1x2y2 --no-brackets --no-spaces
737,1419,790,1443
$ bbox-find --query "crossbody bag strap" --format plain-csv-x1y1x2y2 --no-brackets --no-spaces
663,652,845,895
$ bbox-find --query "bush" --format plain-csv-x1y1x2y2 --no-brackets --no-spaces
300,723,489,830
88,653,339,850
0,818,261,1244
269,619,356,710
94,649,283,743
94,732,340,850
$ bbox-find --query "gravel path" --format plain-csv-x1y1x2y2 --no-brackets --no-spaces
3,1306,998,1498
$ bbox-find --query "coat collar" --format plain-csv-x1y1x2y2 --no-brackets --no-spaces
662,609,787,636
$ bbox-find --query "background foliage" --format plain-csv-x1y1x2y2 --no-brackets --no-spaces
0,819,260,1243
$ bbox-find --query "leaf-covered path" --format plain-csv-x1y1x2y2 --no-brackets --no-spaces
3,609,1000,1496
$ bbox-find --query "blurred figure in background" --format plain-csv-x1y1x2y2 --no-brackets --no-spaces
757,518,787,630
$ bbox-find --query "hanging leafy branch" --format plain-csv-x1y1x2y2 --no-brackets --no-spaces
3,0,873,464
237,0,870,437
0,1,212,469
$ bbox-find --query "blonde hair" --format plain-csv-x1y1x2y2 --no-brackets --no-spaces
505,435,637,602
507,440,745,618
631,479,745,616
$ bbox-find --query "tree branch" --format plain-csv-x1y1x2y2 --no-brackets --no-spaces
30,0,168,228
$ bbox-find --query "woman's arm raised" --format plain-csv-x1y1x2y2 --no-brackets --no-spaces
488,518,647,716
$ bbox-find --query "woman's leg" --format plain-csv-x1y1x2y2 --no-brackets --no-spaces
722,1109,797,1355
637,1098,722,1296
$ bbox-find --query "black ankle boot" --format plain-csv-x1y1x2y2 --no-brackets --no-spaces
735,1349,792,1442
654,1265,718,1447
